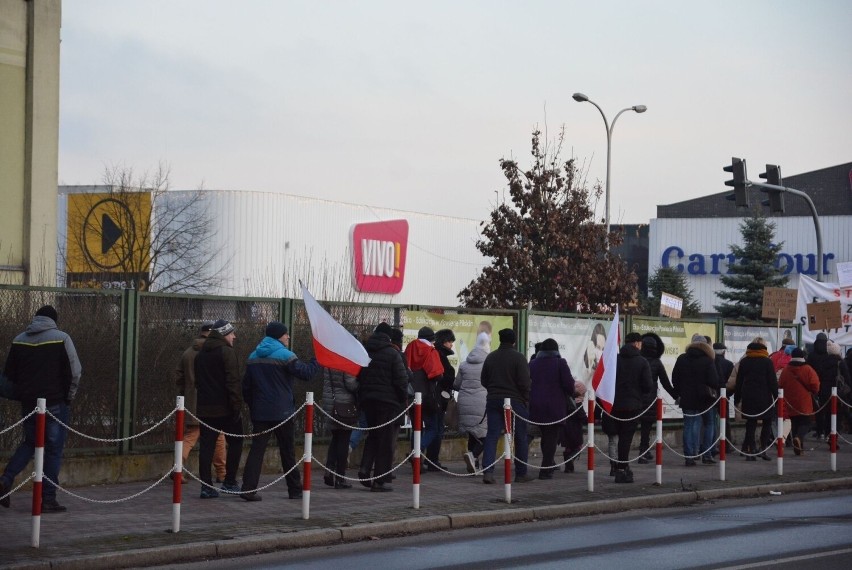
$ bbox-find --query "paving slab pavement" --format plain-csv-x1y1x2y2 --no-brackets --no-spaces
1,444,851,570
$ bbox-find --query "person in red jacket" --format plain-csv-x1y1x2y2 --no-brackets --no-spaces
778,348,819,455
404,327,444,471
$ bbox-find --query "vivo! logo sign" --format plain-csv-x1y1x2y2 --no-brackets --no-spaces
351,220,408,294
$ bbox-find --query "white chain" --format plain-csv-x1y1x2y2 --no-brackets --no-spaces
734,398,779,419
317,451,416,485
723,439,777,459
598,399,659,422
183,463,301,495
44,470,172,503
185,403,306,438
517,402,586,426
0,408,38,435
0,473,34,502
46,407,177,443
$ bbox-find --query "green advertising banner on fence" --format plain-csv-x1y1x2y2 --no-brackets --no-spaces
402,311,514,370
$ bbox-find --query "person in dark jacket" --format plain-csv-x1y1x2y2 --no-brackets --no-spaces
609,332,653,483
174,322,227,484
638,333,676,464
480,328,533,484
426,328,456,471
672,333,719,466
713,342,736,449
194,319,243,498
241,322,318,501
357,326,409,492
1,305,81,513
529,338,574,479
735,339,778,460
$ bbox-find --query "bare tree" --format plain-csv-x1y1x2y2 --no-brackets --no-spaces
63,163,222,293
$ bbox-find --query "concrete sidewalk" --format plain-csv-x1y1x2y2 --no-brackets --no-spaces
2,445,851,570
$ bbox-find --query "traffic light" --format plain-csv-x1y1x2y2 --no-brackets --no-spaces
759,164,784,214
723,157,749,208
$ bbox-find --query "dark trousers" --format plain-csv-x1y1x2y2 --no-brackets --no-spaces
361,401,397,484
2,402,68,501
790,416,811,442
467,433,484,458
199,415,243,486
612,409,638,470
744,414,774,453
815,403,830,439
326,428,352,481
242,419,301,493
639,417,654,458
539,424,559,475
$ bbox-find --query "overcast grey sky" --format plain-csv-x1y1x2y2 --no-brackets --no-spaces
58,1,852,225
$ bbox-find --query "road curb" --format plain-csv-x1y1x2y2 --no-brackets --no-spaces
449,507,536,528
339,515,450,541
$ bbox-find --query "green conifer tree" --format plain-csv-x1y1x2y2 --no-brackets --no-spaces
643,266,703,317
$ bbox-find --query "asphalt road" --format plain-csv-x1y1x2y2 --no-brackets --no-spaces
144,489,852,570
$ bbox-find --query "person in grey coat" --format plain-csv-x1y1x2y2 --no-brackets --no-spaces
453,332,490,473
321,367,358,489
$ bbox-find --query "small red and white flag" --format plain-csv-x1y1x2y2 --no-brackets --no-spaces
591,306,620,413
301,282,371,376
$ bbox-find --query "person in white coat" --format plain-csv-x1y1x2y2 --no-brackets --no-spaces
453,332,491,473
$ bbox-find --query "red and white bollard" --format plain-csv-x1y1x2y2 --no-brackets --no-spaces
172,396,185,533
655,392,663,485
503,398,513,503
776,389,785,476
719,388,727,481
830,387,838,472
303,392,314,519
587,392,596,492
412,392,422,509
31,398,46,548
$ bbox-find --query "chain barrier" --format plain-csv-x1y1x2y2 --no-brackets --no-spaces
723,439,777,459
0,408,38,435
313,400,413,431
659,434,723,460
315,451,416,485
517,403,586,427
598,399,660,423
44,471,173,504
512,444,590,470
46,407,177,443
0,473,34,503
183,463,302,495
184,404,306,439
732,398,779,419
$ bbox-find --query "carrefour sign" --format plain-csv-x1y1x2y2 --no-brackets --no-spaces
661,245,836,276
351,220,409,294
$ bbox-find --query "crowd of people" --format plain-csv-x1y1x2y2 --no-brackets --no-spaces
2,305,851,511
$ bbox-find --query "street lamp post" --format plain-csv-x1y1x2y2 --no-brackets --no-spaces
572,93,646,249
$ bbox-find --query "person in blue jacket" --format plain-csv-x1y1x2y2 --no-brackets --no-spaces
240,322,318,501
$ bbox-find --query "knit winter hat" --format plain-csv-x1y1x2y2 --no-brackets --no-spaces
375,322,394,337
691,333,708,344
827,340,842,357
417,326,436,341
641,336,657,349
212,319,235,336
625,332,643,344
35,305,58,323
475,331,491,350
435,329,456,345
541,338,559,352
498,328,516,344
790,348,806,361
265,321,288,339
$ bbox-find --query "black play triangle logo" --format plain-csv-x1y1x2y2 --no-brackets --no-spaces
102,213,123,254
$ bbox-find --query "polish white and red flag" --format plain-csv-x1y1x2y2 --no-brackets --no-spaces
301,282,371,375
590,306,620,413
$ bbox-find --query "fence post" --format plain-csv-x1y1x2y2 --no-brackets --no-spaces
172,396,184,533
776,388,785,476
303,392,313,520
503,398,512,504
117,288,139,454
719,388,727,481
830,387,837,472
412,392,422,509
31,398,46,548
587,392,596,492
655,391,663,485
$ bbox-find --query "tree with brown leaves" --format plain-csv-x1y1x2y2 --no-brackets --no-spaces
458,129,637,313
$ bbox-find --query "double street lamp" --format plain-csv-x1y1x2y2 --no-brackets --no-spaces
572,93,647,249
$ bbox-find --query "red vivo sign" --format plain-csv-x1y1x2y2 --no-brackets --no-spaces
351,219,409,294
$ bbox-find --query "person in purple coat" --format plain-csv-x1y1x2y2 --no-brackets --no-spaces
529,338,575,479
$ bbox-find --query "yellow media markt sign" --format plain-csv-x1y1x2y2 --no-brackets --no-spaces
66,192,152,274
